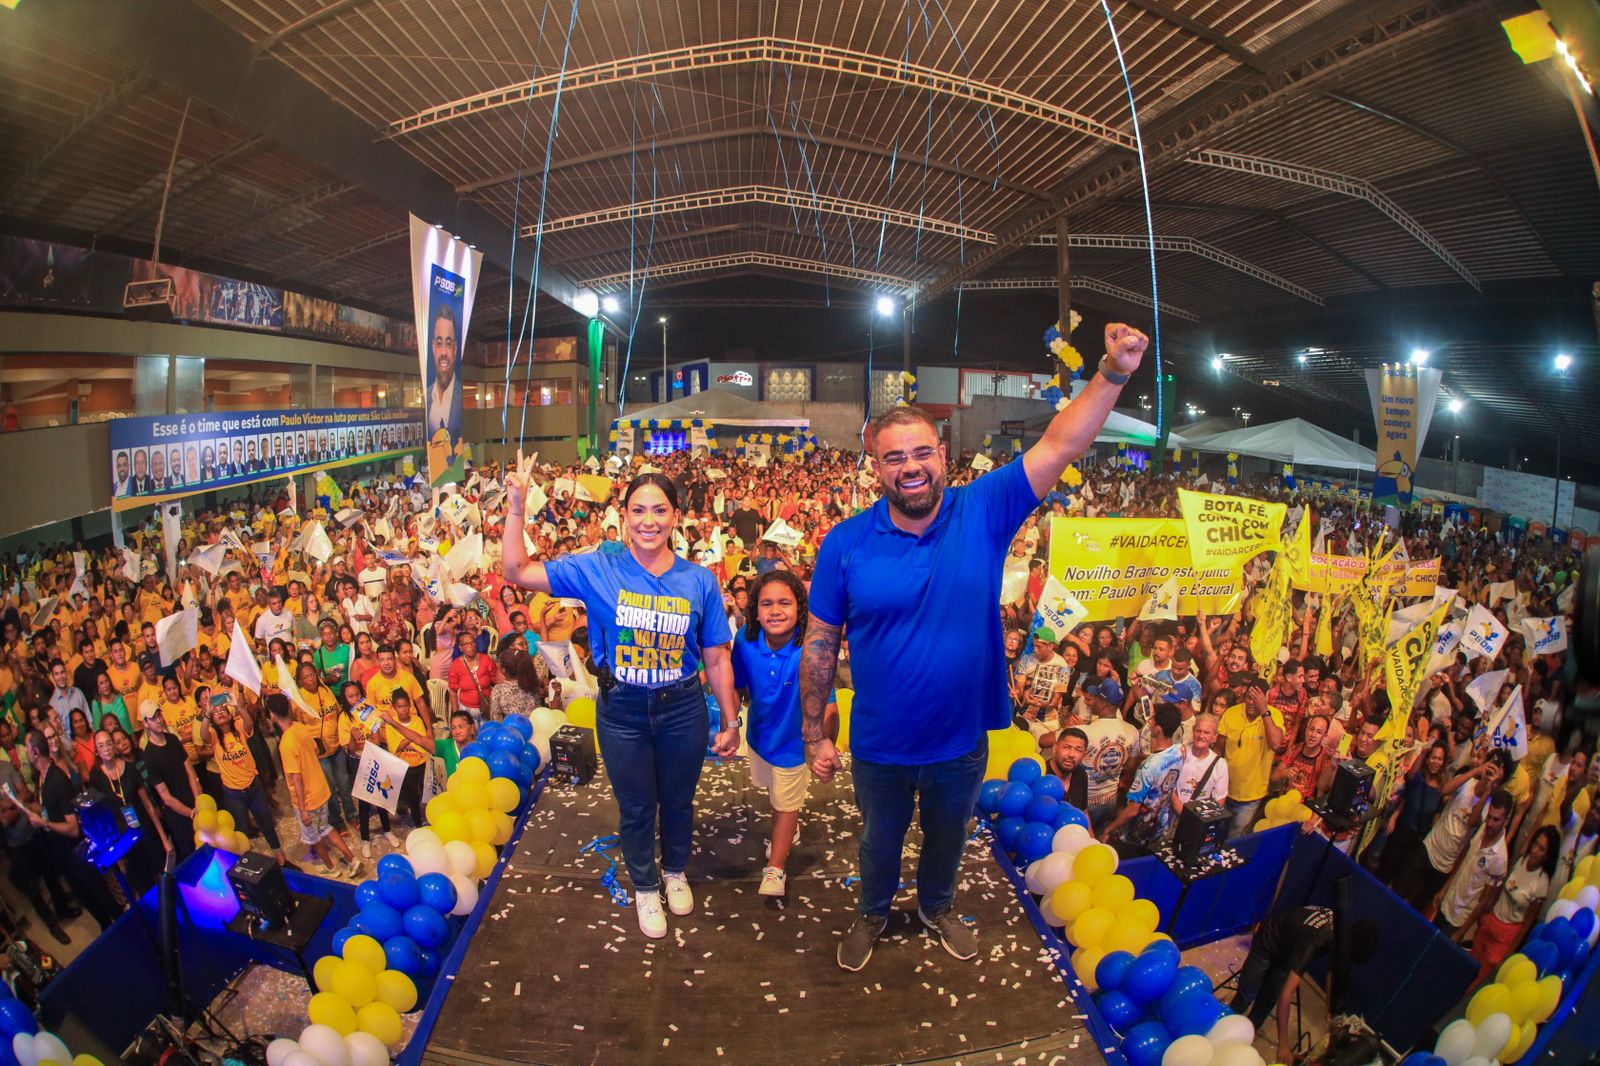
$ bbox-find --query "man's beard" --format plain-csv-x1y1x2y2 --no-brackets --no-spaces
883,466,944,518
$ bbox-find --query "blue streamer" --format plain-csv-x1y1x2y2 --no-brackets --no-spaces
1098,0,1163,436
578,834,630,907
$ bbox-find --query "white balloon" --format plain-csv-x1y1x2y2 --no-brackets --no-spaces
31,1034,69,1066
531,707,567,744
1053,824,1093,855
1434,1017,1477,1066
1162,1034,1216,1066
298,1027,350,1066
1208,1043,1264,1066
406,828,442,855
1548,899,1578,922
345,1032,390,1066
408,841,450,878
532,734,552,769
11,1035,35,1066
443,840,478,879
1207,1014,1258,1049
1038,897,1063,927
1471,1013,1513,1062
266,1039,303,1066
1460,1058,1493,1066
1033,851,1076,896
284,1051,324,1066
1576,885,1599,912
449,872,479,916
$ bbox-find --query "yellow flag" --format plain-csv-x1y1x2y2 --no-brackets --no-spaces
1284,513,1312,586
1382,595,1453,738
1177,489,1286,572
1250,564,1294,685
1315,594,1336,658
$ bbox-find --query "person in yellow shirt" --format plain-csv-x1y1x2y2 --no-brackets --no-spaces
136,653,168,723
156,671,206,778
198,694,287,865
104,640,141,704
364,645,426,724
268,693,361,878
223,573,254,619
336,680,401,858
295,662,357,833
379,689,434,829
195,609,231,662
1217,675,1287,838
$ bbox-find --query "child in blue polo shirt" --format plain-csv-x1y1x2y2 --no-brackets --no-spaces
732,570,836,898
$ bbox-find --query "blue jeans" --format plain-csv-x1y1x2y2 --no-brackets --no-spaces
597,676,709,892
852,737,987,920
1226,797,1263,839
321,751,356,827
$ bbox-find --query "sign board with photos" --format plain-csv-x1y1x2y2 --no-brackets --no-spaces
108,407,423,511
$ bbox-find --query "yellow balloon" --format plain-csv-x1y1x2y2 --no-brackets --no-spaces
984,727,1041,780
1252,818,1272,832
1074,947,1108,991
195,794,218,814
1281,788,1303,808
1466,982,1512,1027
470,840,498,879
193,809,218,834
491,811,514,846
1498,953,1536,988
1558,880,1581,901
215,810,235,835
432,810,469,844
332,958,378,1008
486,778,521,814
314,955,342,992
375,969,418,1013
1293,806,1314,823
451,780,489,814
1091,874,1135,915
1073,845,1118,887
1051,880,1094,925
308,991,358,1035
426,793,458,824
1070,907,1115,950
1499,1020,1536,1064
466,808,498,845
1120,898,1162,937
1102,920,1150,957
1263,796,1286,820
1576,854,1595,881
73,1056,104,1066
1533,974,1562,1023
451,757,491,788
229,831,251,855
836,689,853,753
342,933,387,974
1507,979,1541,1025
357,1000,404,1046
566,698,597,731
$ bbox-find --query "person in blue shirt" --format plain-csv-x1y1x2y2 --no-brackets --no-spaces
801,322,1148,971
502,460,741,940
732,570,837,899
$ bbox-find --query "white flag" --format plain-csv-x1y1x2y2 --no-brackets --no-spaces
188,543,227,576
161,504,183,583
1487,580,1518,605
1460,603,1508,661
538,640,581,682
31,596,59,630
120,548,139,583
72,551,87,578
155,607,199,667
219,529,248,557
225,620,263,694
1466,668,1510,713
351,741,409,815
1520,616,1568,657
304,523,334,564
762,518,804,550
1483,686,1529,760
179,581,199,611
443,532,483,580
446,582,480,608
970,453,994,473
273,655,314,715
1138,576,1179,621
1035,575,1088,639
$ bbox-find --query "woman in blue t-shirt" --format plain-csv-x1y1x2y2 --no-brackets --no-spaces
503,454,740,940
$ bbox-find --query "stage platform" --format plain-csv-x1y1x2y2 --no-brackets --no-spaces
418,760,1099,1066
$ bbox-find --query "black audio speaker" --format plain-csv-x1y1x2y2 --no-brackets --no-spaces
1173,797,1229,865
226,850,292,929
1326,759,1376,821
551,724,598,786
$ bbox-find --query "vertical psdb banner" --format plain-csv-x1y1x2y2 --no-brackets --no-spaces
1365,364,1441,506
410,216,482,487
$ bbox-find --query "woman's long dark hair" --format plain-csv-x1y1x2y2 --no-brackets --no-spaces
743,570,808,646
622,473,680,511
1527,825,1561,879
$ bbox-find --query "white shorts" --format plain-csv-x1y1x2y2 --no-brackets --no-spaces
298,803,334,846
748,749,810,813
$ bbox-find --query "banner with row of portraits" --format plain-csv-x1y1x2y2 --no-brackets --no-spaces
109,407,423,511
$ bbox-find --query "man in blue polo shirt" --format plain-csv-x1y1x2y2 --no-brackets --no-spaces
802,323,1148,971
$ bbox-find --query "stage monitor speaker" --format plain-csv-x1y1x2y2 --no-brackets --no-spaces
551,724,598,786
1173,797,1229,866
227,850,292,929
1326,759,1375,821
123,277,174,322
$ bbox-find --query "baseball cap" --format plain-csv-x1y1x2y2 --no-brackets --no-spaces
138,700,161,722
137,651,159,669
1085,677,1125,706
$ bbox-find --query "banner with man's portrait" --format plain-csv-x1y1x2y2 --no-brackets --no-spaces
409,215,482,487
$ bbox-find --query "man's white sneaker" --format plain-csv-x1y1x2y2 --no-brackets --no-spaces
635,891,668,938
662,871,694,916
361,840,372,859
384,831,401,848
758,866,787,897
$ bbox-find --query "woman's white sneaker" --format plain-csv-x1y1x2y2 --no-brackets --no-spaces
758,866,787,897
635,891,667,938
662,871,694,915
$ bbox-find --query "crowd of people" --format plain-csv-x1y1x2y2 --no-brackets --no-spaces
0,398,1591,995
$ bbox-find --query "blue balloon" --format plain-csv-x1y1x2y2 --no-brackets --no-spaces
375,853,415,880
459,741,489,762
383,933,424,976
1030,774,1065,801
520,743,542,773
512,755,536,789
1524,938,1560,977
476,722,505,743
354,878,382,910
377,871,420,911
1125,950,1178,1005
415,947,441,977
1122,1020,1172,1066
1163,990,1224,1038
1055,803,1090,830
403,902,451,950
1399,1054,1445,1066
1096,990,1142,1034
996,816,1027,851
979,780,1008,816
0,1000,37,1039
486,748,519,780
503,713,534,742
416,872,458,914
1569,937,1590,973
1163,965,1214,1003
331,925,356,957
997,783,1033,819
1008,758,1043,784
1018,821,1055,863
488,729,524,754
1096,950,1135,993
1548,922,1582,969
1572,908,1596,942
1143,939,1182,966
359,900,404,943
1024,795,1061,826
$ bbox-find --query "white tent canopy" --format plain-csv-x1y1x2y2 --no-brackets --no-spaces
1022,408,1190,448
618,387,808,429
1185,418,1376,471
